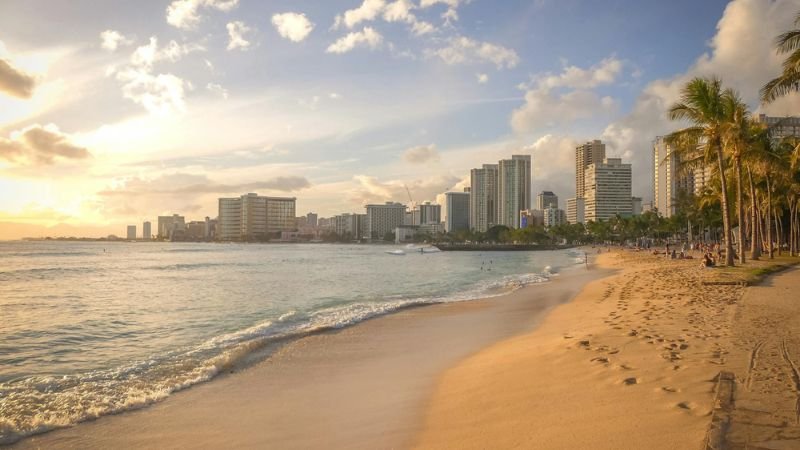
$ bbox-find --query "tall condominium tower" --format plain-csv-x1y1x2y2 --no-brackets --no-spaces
498,155,532,229
536,191,558,210
142,221,151,240
575,140,606,199
444,191,470,233
584,158,632,222
653,136,694,218
364,202,406,240
469,164,499,232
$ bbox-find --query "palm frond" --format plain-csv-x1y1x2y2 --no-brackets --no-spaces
760,69,800,103
776,29,800,54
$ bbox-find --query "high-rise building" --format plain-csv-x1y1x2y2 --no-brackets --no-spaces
753,114,800,139
364,202,406,240
575,140,606,199
334,213,365,238
584,158,633,222
498,155,531,229
543,206,567,228
306,212,318,227
469,164,498,232
444,192,470,233
417,202,441,225
566,198,585,225
537,191,558,210
217,193,296,241
653,136,695,218
126,225,136,240
142,221,151,240
157,214,185,239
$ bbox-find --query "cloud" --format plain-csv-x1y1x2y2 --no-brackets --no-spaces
600,0,800,201
349,174,459,205
100,173,311,196
112,37,203,115
206,82,228,99
271,12,315,42
524,134,578,199
426,36,519,69
510,56,623,133
0,58,36,99
166,0,238,30
100,30,133,52
116,70,188,115
476,73,488,84
226,21,253,50
419,0,466,24
403,144,440,164
334,0,386,29
326,27,383,54
0,124,90,166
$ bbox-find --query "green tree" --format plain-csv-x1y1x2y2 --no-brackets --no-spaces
761,11,800,103
666,76,735,266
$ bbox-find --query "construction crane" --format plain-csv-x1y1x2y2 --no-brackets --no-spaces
404,184,415,209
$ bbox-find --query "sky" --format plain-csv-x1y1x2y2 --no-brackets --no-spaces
0,0,799,238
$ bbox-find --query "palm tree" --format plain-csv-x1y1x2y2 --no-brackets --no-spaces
761,11,800,103
721,89,750,264
667,77,735,266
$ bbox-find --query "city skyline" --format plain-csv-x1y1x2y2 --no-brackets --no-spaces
2,0,800,239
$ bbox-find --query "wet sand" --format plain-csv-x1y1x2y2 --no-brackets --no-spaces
15,261,608,449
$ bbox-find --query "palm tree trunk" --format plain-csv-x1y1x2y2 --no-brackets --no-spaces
776,208,783,256
735,156,745,264
748,168,760,260
716,144,735,266
766,174,774,259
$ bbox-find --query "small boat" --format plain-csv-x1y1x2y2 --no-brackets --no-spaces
385,249,406,256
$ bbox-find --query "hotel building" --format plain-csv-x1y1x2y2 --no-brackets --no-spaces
537,191,558,210
157,214,185,239
218,193,297,241
653,136,694,218
566,198,585,225
142,221,151,240
584,158,633,222
575,140,606,199
364,202,406,240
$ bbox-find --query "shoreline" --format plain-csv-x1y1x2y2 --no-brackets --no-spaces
12,256,607,449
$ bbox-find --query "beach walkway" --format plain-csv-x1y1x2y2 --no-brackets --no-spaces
712,266,800,449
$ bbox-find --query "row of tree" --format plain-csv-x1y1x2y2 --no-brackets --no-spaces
664,11,800,265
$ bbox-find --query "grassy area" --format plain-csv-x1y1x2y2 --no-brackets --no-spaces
702,255,800,285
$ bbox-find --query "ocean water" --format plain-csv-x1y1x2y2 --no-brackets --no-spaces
0,241,583,444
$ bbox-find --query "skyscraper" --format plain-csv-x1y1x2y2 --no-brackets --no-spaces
142,221,151,240
126,225,136,240
537,191,558,210
469,164,498,232
566,198,585,224
584,158,633,222
306,212,318,227
653,136,694,218
575,140,606,199
157,214,185,239
444,191,470,233
498,155,532,229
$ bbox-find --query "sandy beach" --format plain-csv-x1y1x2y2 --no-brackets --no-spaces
13,259,609,449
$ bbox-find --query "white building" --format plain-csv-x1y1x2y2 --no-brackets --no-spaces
334,213,365,238
753,114,800,139
469,164,499,232
365,202,406,240
584,158,633,222
543,207,567,228
126,225,136,240
444,191,470,232
498,155,532,229
566,198,585,225
418,202,441,225
218,193,296,241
